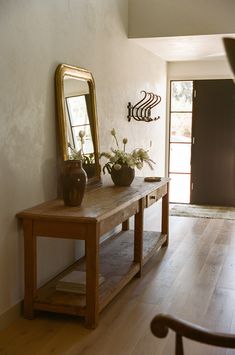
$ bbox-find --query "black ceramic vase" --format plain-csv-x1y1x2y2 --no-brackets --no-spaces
62,160,87,206
83,163,96,179
110,165,135,186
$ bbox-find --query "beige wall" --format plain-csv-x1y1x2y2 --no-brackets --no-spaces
168,59,233,80
0,0,167,317
129,0,235,38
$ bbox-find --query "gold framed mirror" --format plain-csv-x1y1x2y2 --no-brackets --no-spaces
55,64,101,186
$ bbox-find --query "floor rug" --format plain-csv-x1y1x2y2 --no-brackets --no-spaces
170,204,235,220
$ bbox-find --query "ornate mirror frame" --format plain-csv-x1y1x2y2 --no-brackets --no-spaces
55,63,101,187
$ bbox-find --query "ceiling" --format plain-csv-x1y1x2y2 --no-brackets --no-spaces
132,33,235,62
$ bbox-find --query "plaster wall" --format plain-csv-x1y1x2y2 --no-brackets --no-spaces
168,59,233,80
129,0,235,38
0,0,167,317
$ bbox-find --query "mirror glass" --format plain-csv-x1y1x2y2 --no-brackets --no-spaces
55,64,101,186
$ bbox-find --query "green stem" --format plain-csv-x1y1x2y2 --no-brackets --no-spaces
114,135,119,148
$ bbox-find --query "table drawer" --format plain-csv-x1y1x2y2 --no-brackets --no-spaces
146,184,167,207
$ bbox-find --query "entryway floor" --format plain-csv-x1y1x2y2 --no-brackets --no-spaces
170,204,235,220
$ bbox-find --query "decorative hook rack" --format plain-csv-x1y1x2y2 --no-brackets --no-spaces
127,90,161,122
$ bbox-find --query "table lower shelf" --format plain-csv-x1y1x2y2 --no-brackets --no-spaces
33,230,167,317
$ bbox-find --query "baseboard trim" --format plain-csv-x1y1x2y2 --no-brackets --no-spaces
0,301,23,330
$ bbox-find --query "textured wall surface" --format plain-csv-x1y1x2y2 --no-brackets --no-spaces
168,59,233,80
0,0,167,317
129,0,235,38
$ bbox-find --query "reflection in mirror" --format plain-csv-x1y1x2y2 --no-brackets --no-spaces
55,64,101,186
64,78,95,176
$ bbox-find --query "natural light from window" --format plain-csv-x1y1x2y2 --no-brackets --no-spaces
169,81,193,203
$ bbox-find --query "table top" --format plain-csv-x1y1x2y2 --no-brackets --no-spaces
17,177,169,223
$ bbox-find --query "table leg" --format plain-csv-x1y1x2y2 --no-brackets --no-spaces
134,198,144,277
162,182,169,247
85,224,99,329
122,219,129,231
23,219,36,319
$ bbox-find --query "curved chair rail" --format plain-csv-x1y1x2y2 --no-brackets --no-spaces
151,313,235,355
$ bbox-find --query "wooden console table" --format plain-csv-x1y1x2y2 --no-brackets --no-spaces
17,177,169,328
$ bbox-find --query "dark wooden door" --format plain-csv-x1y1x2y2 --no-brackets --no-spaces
191,79,235,206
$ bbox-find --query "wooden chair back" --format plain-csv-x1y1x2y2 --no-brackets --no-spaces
151,313,235,355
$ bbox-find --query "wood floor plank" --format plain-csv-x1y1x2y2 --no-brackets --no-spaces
1,216,235,354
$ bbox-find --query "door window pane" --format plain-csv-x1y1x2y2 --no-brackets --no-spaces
169,143,191,173
171,81,193,111
169,174,190,203
72,125,94,154
170,112,192,143
66,96,89,126
169,80,193,203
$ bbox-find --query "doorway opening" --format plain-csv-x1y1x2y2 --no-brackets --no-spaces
169,79,235,206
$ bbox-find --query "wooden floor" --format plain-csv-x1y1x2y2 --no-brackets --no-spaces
1,214,235,354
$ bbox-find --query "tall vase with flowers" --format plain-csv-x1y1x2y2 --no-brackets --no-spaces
62,130,88,207
100,128,155,186
68,130,95,178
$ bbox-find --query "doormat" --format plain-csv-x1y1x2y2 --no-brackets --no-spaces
170,204,235,220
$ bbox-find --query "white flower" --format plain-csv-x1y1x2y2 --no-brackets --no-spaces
110,156,116,163
78,130,85,138
100,128,156,175
136,162,143,170
137,148,149,160
111,128,116,137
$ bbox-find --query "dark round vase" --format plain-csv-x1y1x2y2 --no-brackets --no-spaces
110,165,135,186
62,160,87,206
83,163,96,179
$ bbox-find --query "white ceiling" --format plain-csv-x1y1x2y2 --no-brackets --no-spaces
132,33,235,62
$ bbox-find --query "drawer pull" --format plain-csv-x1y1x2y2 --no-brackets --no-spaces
150,195,156,199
